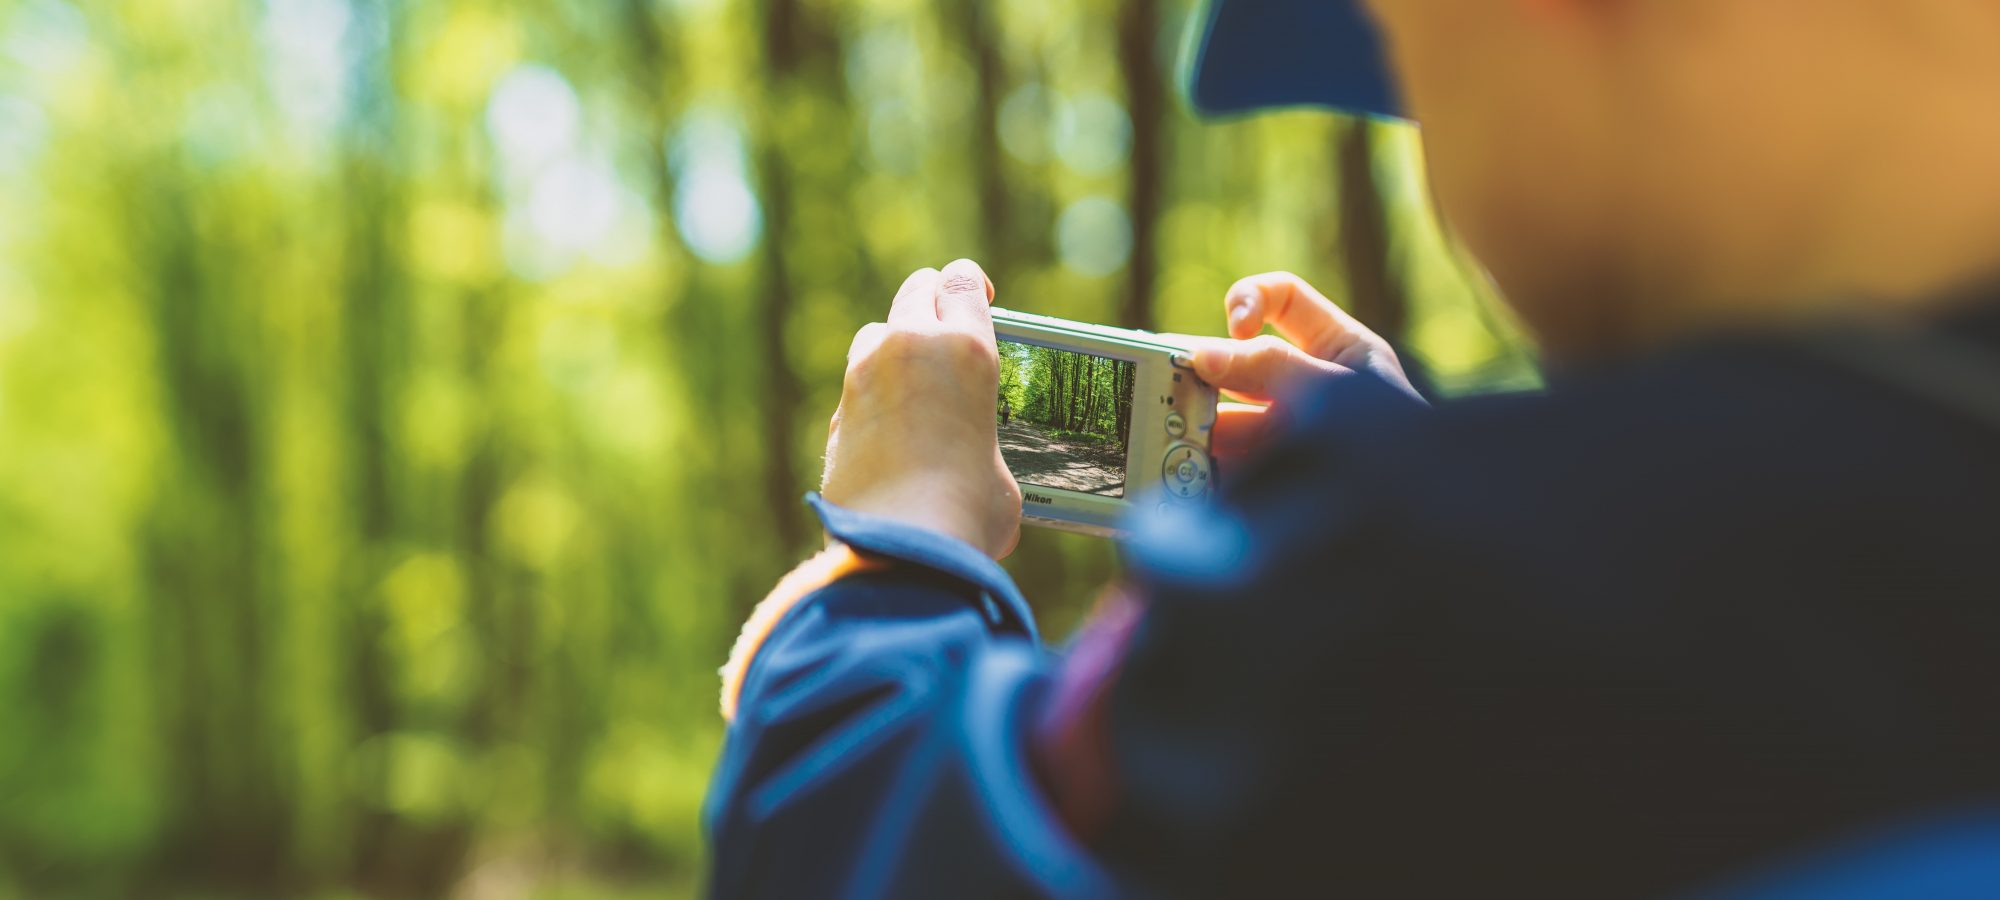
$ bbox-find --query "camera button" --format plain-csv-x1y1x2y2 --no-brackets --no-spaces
1165,411,1186,438
1161,443,1213,499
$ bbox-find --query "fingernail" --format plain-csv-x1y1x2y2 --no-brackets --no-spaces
939,258,992,301
1228,289,1259,330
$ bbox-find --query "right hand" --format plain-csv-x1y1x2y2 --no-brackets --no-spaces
1181,272,1423,461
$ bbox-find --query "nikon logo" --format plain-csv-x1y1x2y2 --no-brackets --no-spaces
1024,492,1056,505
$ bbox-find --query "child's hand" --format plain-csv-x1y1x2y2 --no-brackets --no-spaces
820,260,1023,559
1182,272,1423,460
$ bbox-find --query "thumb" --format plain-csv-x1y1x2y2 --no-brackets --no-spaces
935,258,996,328
1190,335,1351,402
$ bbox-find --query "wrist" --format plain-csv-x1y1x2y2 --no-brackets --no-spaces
835,481,993,551
803,491,1038,641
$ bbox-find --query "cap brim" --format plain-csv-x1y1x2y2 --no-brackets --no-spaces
1186,0,1405,120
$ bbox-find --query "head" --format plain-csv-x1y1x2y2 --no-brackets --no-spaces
1198,0,2000,363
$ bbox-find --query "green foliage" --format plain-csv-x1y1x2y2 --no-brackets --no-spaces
0,0,1535,896
1003,342,1136,448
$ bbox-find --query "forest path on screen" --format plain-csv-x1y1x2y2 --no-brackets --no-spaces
999,420,1126,496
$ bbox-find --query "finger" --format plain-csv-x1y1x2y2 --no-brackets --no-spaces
1188,334,1351,402
889,268,942,326
847,321,890,368
993,519,1021,561
1225,272,1371,361
833,322,892,445
1211,402,1280,460
935,258,995,329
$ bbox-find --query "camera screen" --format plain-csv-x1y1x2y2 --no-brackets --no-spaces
997,340,1137,498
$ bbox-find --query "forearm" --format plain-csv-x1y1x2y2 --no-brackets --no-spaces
705,495,1116,899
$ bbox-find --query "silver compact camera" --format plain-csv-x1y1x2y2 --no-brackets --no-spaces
991,308,1220,537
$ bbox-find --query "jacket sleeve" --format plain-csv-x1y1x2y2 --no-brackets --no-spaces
703,494,1125,900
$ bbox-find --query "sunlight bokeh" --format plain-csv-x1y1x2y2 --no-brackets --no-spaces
0,0,1534,896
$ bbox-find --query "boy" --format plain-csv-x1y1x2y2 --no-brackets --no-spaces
708,1,2000,896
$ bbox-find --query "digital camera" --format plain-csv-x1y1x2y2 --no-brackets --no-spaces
990,308,1221,537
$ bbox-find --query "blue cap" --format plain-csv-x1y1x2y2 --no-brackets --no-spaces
1186,0,1404,120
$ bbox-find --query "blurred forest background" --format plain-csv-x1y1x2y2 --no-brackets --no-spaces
0,0,1536,896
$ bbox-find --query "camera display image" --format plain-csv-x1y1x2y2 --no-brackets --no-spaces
997,340,1137,498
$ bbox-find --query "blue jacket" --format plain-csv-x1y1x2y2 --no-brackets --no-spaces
704,306,2000,898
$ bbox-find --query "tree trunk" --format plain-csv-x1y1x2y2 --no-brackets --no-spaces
1115,362,1133,450
1047,349,1061,428
1332,121,1408,343
1064,353,1080,431
753,0,849,555
1117,0,1167,331
948,0,1012,275
1082,355,1100,435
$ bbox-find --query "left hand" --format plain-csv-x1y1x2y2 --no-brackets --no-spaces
821,259,1023,560
1180,272,1424,461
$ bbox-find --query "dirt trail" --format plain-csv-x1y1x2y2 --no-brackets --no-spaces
998,420,1126,496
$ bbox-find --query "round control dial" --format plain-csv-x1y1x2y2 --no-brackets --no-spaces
1160,442,1212,500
